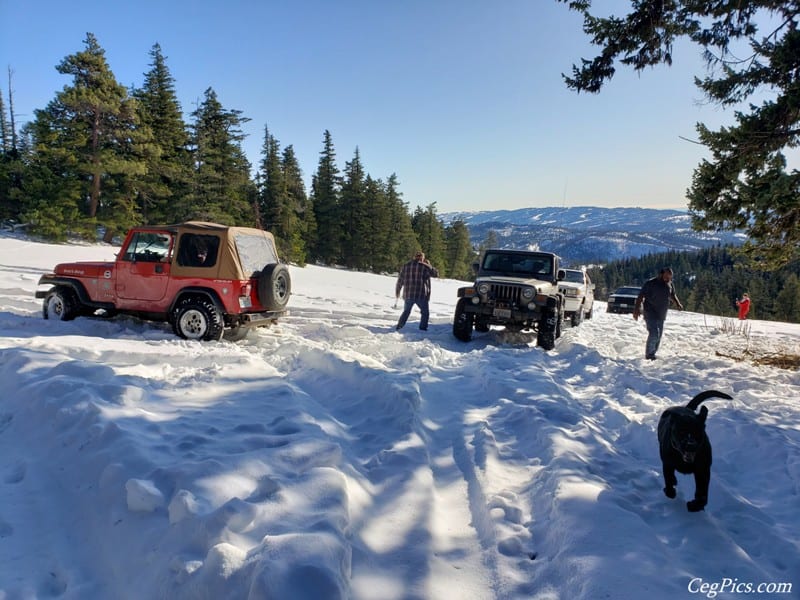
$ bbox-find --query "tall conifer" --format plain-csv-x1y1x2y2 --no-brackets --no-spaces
385,173,418,269
185,87,254,225
134,43,192,224
22,33,147,239
340,148,368,269
310,130,341,263
282,145,309,265
412,203,447,276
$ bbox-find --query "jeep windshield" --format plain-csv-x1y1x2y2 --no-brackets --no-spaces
562,270,585,284
481,252,553,277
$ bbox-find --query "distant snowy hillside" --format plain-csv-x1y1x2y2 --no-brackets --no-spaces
442,206,744,266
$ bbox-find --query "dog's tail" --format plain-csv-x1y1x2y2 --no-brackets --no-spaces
686,390,733,412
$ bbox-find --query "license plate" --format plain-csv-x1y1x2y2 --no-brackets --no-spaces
493,308,511,319
619,303,630,308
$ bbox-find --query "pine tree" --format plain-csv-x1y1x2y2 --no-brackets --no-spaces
310,130,341,264
445,219,476,281
21,33,147,239
258,126,285,237
185,87,255,225
362,175,393,272
133,43,192,224
340,148,369,269
775,274,800,323
0,89,19,221
480,230,499,253
412,203,447,276
0,89,11,154
384,173,418,270
258,129,306,262
282,145,309,265
560,1,800,268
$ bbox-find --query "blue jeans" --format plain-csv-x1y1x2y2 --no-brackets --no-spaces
397,298,430,330
644,317,664,358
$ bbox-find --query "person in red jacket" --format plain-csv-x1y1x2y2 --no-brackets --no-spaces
736,292,751,320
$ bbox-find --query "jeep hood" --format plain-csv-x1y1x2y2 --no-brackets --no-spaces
476,275,555,292
54,261,116,277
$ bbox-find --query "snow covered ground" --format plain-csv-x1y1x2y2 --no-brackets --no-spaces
0,234,798,600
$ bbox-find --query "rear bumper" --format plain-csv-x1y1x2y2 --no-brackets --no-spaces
233,310,288,328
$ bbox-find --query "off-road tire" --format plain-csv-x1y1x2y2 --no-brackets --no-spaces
223,326,250,342
571,305,584,327
172,297,224,341
453,298,474,342
537,306,561,350
586,306,593,320
258,264,291,311
43,287,79,321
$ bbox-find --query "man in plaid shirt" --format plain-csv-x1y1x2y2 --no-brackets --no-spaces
395,251,439,331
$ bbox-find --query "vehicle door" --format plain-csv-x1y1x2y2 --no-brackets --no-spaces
116,231,174,304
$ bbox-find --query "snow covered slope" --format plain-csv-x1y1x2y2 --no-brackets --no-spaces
0,235,797,599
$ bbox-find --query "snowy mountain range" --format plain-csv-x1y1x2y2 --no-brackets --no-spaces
442,206,744,266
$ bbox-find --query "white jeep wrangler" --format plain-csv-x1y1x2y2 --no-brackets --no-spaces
453,249,565,350
559,268,595,326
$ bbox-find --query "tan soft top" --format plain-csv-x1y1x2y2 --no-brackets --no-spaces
137,222,277,279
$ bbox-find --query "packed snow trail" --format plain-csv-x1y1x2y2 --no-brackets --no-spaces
1,237,798,599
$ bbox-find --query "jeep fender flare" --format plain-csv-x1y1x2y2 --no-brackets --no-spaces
168,288,226,321
37,275,89,303
36,275,115,312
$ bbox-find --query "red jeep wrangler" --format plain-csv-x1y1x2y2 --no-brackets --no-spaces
35,221,291,341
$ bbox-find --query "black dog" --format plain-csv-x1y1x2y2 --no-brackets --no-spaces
657,390,732,512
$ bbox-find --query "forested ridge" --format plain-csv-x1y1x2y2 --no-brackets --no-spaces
0,35,476,280
589,247,800,324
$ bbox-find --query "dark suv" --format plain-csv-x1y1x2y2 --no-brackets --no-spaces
606,286,641,314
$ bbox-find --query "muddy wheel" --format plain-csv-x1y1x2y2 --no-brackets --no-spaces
43,287,78,321
172,297,224,341
258,264,291,311
453,298,474,342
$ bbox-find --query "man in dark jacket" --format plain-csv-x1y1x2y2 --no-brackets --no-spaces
395,251,439,331
633,267,684,360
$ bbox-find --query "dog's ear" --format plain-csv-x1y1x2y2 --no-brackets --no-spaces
698,405,708,424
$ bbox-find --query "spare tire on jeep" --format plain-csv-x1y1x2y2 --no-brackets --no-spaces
258,264,291,311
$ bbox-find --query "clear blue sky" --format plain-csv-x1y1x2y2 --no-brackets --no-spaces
0,0,769,213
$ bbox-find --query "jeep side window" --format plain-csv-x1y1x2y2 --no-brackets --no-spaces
178,234,220,267
123,232,171,262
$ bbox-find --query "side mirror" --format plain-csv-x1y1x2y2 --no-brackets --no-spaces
556,268,566,281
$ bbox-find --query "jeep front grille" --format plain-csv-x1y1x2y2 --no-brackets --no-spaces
491,284,521,304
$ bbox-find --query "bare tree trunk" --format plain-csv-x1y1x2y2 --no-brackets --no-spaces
7,67,17,153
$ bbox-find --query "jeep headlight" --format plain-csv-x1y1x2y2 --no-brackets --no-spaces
477,282,490,295
521,287,534,300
